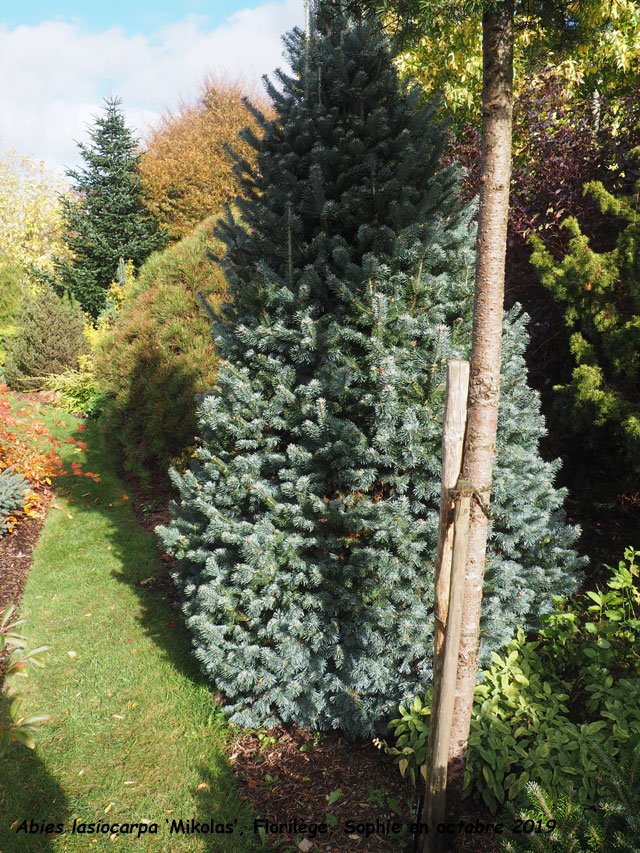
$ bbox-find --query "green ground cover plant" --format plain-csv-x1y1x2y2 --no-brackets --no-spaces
0,604,50,755
380,547,640,813
0,403,255,852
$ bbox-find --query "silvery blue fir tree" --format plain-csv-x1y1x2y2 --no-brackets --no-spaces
158,5,584,737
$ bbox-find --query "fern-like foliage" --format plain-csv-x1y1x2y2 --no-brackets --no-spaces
502,745,640,852
595,744,640,852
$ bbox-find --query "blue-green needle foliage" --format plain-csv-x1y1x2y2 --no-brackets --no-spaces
158,11,584,738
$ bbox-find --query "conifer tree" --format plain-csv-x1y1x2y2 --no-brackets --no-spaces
530,179,640,470
55,96,166,317
158,10,583,737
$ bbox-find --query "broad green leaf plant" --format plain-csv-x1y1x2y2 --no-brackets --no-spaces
378,547,640,812
0,605,50,755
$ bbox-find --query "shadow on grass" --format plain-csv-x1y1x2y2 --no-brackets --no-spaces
47,418,258,847
181,760,260,853
55,418,211,694
0,695,69,852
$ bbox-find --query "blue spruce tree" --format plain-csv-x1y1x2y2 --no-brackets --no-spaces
157,10,584,737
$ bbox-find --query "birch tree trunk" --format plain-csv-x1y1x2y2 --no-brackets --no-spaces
445,0,514,809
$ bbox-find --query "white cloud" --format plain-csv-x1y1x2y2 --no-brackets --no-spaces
0,0,303,180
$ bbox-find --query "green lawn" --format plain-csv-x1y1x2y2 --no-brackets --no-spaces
0,405,257,852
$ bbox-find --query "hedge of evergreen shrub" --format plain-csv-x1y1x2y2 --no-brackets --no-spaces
95,217,227,482
157,13,584,738
4,286,87,391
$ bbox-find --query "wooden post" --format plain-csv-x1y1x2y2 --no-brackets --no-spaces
422,360,469,853
433,361,469,669
423,484,472,853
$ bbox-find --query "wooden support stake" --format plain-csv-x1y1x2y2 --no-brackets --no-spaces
423,484,472,853
433,360,469,668
423,360,469,800
422,359,469,853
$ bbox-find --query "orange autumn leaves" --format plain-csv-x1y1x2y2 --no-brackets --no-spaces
0,386,99,532
138,76,272,241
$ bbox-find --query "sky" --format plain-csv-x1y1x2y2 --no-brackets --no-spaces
0,1,305,179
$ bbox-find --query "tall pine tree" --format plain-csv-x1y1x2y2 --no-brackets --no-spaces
55,96,166,317
158,11,584,737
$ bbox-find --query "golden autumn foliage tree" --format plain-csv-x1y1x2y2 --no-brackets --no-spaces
393,0,640,125
138,76,271,241
0,148,71,273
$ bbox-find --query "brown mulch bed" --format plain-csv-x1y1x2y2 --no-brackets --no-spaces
0,499,50,686
0,512,46,615
229,724,417,852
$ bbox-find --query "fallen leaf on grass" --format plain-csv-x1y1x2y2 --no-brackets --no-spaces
195,783,209,792
104,803,114,814
66,513,73,520
111,714,124,720
67,651,77,658
51,504,63,510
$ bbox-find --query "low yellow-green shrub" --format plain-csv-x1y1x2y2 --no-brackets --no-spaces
95,217,226,483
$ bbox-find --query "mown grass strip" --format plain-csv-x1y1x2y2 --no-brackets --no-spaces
0,405,257,852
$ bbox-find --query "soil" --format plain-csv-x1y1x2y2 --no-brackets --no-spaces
0,505,49,685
